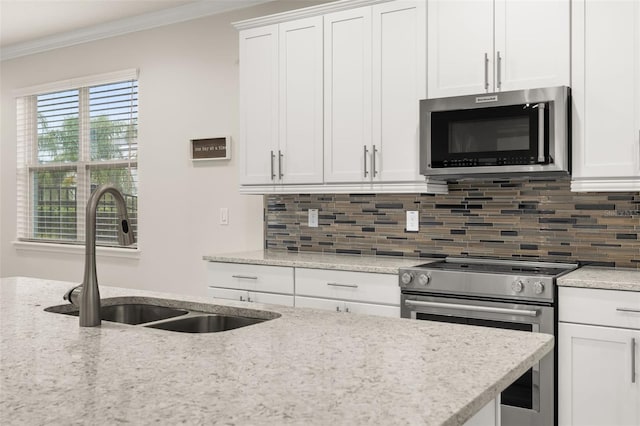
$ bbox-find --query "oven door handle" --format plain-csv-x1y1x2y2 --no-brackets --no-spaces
404,299,539,317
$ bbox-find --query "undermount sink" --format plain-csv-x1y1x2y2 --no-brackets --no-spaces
145,314,266,333
45,296,279,333
44,303,188,325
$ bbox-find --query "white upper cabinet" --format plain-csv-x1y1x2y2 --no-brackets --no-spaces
427,0,494,98
235,0,447,194
571,0,640,192
323,7,372,183
278,17,324,185
494,0,570,92
427,0,570,98
372,0,426,182
239,18,323,187
239,25,279,185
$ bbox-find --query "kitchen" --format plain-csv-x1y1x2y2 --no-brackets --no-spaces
1,0,639,425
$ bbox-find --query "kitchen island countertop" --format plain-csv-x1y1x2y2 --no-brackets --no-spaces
1,277,552,425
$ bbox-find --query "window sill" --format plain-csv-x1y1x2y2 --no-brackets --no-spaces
13,241,141,259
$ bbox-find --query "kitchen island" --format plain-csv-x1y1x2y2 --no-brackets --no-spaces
0,277,553,425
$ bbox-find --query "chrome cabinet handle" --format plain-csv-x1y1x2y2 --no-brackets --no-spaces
270,151,275,180
496,51,502,90
336,306,341,312
327,282,359,289
484,52,489,91
617,307,640,314
372,145,378,177
232,275,258,280
239,295,244,301
632,338,637,384
404,299,538,317
363,145,369,177
345,306,350,313
538,103,546,163
278,150,283,180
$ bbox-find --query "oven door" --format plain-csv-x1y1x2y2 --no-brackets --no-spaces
401,293,555,426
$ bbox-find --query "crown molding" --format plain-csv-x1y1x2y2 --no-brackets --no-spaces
232,0,394,30
1,0,276,61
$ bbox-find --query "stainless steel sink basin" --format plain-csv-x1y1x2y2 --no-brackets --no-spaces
45,303,189,325
145,314,266,333
45,296,280,333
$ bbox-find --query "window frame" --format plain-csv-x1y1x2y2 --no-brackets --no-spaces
15,69,139,249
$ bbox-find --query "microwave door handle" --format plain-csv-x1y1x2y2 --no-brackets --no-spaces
538,103,546,163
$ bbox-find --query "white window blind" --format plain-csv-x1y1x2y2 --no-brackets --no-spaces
16,70,138,247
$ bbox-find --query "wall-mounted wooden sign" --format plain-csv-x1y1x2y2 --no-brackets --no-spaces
191,137,230,161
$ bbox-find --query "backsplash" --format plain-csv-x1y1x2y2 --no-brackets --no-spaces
264,177,640,268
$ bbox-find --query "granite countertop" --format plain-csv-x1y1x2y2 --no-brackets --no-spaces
1,277,553,426
202,250,430,274
557,266,640,292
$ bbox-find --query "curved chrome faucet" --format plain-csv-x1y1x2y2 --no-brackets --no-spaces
74,184,136,327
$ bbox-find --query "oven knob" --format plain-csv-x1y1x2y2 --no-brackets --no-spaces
533,281,545,295
400,272,413,285
418,273,431,286
511,280,524,293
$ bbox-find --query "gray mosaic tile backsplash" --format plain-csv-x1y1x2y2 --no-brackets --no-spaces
264,177,640,268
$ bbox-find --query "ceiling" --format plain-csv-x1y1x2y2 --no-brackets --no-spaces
0,0,204,48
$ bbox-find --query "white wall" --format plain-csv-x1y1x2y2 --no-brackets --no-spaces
0,0,330,296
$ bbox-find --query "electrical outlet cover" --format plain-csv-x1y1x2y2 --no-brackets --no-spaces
406,211,419,232
308,209,319,228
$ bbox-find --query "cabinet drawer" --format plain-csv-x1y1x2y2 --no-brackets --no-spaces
207,262,294,294
295,268,399,305
208,287,294,307
295,296,399,318
559,287,640,330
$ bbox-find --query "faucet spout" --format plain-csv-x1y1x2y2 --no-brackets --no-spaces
79,183,136,327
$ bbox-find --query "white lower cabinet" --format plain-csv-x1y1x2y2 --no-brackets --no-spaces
207,287,294,307
295,296,399,318
294,268,400,317
558,287,640,426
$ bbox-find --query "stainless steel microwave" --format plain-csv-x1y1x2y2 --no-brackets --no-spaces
419,86,570,179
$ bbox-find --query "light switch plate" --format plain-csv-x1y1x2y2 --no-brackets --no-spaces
308,209,319,228
219,208,229,225
406,211,419,232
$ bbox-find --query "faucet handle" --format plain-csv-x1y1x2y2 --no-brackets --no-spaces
63,285,82,306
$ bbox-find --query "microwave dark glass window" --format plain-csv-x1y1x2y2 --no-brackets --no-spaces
416,312,534,410
430,104,550,168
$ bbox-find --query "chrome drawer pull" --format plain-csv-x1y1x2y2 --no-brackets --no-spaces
617,307,640,314
232,275,258,280
327,282,358,289
405,299,538,317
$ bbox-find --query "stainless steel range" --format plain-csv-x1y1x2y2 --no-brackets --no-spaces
399,257,578,426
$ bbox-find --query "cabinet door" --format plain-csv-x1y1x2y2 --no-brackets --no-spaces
343,300,400,318
558,322,640,426
494,0,570,91
427,0,494,98
324,7,372,183
279,17,324,184
248,291,294,307
239,25,279,185
571,0,640,189
208,287,249,302
296,296,398,318
372,0,425,182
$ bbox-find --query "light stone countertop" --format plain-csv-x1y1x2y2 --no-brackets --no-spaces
557,266,640,292
1,277,553,426
202,250,431,274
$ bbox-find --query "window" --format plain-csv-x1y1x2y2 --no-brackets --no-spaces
16,70,138,247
